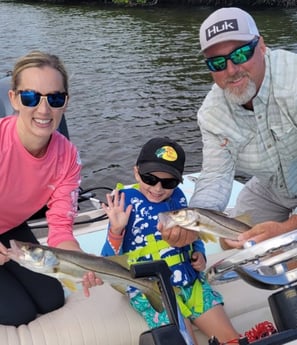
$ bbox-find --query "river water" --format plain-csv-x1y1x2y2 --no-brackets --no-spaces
1,1,297,195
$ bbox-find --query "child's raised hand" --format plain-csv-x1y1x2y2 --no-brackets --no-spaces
102,190,132,235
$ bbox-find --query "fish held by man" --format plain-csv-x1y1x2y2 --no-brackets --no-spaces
8,240,163,312
158,207,251,241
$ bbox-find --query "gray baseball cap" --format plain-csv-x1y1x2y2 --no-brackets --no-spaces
199,7,259,52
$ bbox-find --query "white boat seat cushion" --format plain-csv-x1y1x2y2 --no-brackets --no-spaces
0,250,274,345
0,76,13,117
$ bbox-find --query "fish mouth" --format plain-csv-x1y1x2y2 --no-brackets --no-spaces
158,213,174,228
158,209,196,229
8,240,24,261
8,240,59,272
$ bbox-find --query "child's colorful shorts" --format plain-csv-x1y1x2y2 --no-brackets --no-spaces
127,277,223,328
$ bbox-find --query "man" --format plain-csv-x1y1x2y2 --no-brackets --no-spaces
160,7,297,249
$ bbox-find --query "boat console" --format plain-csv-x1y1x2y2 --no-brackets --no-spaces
206,230,297,344
131,261,188,345
133,231,297,344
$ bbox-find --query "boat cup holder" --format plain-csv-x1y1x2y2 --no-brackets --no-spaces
207,229,297,343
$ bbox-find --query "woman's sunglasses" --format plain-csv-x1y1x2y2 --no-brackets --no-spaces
205,37,259,72
17,90,68,108
139,173,180,189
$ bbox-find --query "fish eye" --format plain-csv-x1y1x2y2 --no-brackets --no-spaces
31,248,45,261
44,251,59,266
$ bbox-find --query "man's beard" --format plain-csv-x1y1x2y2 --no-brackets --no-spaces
224,79,257,105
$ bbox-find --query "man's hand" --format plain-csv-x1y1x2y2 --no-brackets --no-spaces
223,221,286,249
158,222,198,247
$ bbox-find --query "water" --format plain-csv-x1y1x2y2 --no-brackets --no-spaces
1,1,297,195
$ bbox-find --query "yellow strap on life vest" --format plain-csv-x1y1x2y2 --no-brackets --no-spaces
116,182,140,190
128,234,192,268
115,184,193,267
128,234,168,263
164,253,189,267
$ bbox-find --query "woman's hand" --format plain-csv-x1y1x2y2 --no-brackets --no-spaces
102,190,132,235
56,240,104,297
191,251,206,272
0,242,9,266
82,271,103,297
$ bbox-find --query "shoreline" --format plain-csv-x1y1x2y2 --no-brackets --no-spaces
8,0,297,8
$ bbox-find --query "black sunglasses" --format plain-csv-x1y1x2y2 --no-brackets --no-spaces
205,37,259,72
18,90,68,108
139,173,180,189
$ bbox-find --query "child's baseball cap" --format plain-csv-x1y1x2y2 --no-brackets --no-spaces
136,137,185,182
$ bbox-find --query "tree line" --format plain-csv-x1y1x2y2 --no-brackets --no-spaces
103,0,297,7
18,0,297,7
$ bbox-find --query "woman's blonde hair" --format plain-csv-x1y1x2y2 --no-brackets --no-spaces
11,50,69,93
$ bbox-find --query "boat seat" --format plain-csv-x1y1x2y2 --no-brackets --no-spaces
0,250,274,345
0,75,14,117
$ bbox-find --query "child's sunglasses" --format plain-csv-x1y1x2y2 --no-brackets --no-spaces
139,173,180,189
205,37,259,72
17,90,68,108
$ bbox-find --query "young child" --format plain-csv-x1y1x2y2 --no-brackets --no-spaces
101,137,239,345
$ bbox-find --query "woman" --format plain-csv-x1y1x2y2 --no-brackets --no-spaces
0,51,101,326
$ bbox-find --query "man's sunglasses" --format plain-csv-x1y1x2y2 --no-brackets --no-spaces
205,37,259,72
139,173,180,189
18,90,68,108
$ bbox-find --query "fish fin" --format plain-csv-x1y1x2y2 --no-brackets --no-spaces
60,278,79,292
111,282,164,313
139,285,180,313
140,292,164,313
173,286,181,295
53,272,81,292
145,280,164,313
234,213,253,227
110,283,127,296
106,253,130,271
199,231,217,243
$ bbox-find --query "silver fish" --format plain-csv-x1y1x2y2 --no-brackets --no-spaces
158,207,251,241
8,240,163,312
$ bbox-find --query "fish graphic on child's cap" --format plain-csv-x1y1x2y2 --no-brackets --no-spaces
136,137,185,182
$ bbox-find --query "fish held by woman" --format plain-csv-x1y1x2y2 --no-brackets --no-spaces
158,207,251,242
8,240,163,312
